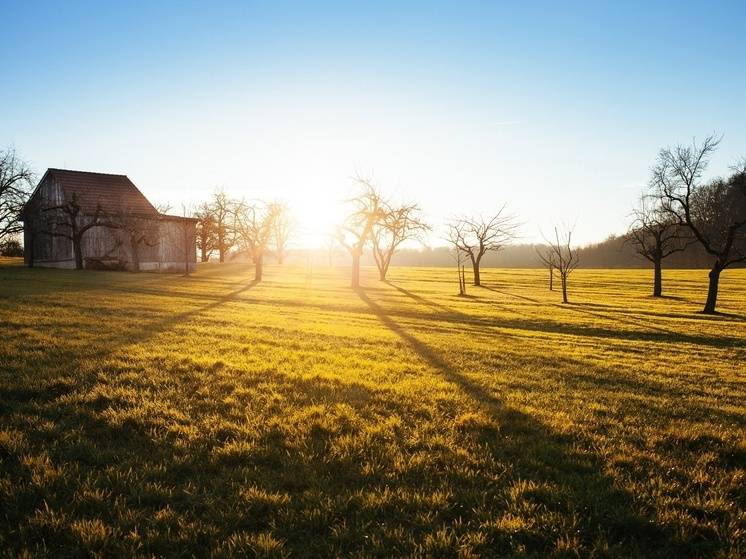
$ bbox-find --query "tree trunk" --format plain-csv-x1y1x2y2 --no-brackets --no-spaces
378,254,390,281
561,274,568,303
549,265,553,291
471,258,481,286
703,264,722,314
201,246,208,262
653,257,662,297
73,235,83,270
351,252,361,288
255,253,263,281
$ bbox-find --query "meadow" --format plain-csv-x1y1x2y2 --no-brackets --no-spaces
0,259,744,558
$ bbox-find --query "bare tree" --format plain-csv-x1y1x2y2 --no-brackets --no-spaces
155,202,172,214
168,204,197,276
446,223,469,296
371,202,429,281
1,149,35,246
544,224,580,303
626,195,689,297
114,205,161,272
209,190,238,263
651,135,746,313
535,246,556,291
41,193,118,270
449,207,519,286
336,178,386,288
235,200,279,281
271,202,294,264
194,203,218,262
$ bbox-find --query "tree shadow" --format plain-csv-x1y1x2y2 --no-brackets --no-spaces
354,288,686,556
573,300,746,323
0,272,734,556
233,296,743,350
479,284,541,304
387,281,530,319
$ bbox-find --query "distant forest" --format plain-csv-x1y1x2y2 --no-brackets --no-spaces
289,235,742,269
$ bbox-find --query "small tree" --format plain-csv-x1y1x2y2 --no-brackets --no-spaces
336,179,386,288
544,225,579,303
626,195,689,297
194,203,218,262
271,202,294,265
449,207,519,286
651,135,746,313
41,193,118,270
371,202,429,281
235,200,279,281
446,222,469,296
209,189,238,263
0,149,34,246
168,204,197,276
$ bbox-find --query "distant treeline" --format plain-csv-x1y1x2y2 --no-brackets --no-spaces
284,236,741,269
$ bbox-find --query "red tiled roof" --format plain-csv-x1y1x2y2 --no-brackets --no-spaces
46,168,159,216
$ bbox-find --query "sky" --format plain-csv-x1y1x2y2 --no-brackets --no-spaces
2,0,745,247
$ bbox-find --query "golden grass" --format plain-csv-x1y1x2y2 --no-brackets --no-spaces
0,261,744,557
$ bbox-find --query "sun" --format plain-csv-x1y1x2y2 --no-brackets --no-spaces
290,197,345,249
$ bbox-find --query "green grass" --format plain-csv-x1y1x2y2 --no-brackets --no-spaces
0,259,744,558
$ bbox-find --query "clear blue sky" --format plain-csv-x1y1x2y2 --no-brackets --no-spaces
2,0,745,246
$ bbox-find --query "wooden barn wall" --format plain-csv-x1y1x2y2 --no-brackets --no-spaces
159,220,197,263
80,223,123,262
24,175,197,270
26,175,74,263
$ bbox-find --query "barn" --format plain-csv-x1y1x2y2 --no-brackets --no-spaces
21,168,197,272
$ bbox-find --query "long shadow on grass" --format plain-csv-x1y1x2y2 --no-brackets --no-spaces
230,295,743,350
386,281,529,319
354,287,693,557
0,279,262,386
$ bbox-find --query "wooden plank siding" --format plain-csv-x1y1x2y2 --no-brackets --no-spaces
22,169,197,272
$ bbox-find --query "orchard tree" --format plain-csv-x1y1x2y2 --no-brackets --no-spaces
446,223,469,296
0,149,34,246
235,200,279,281
371,202,429,281
651,135,746,313
271,202,294,264
41,193,118,270
544,224,580,304
449,207,519,286
626,195,689,297
194,203,218,262
209,190,239,263
535,245,556,291
336,178,386,288
114,205,162,272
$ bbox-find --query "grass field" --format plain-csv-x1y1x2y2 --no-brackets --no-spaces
0,259,744,558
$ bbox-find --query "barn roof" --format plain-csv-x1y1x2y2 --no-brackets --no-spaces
43,168,159,216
